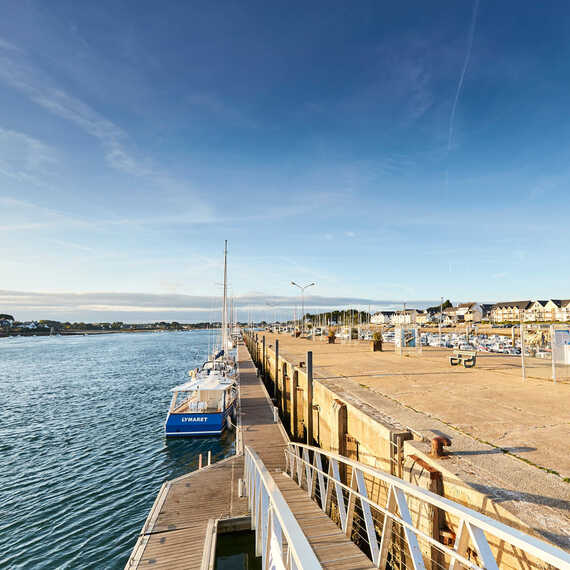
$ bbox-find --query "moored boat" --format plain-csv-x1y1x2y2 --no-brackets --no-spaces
165,370,237,436
164,240,238,437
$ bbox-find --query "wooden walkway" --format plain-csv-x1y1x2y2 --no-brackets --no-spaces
126,343,373,569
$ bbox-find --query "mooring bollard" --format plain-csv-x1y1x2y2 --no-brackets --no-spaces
198,454,203,469
207,450,212,466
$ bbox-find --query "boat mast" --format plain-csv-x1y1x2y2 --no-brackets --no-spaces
222,240,228,352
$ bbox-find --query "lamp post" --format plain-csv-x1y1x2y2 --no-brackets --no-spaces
439,296,443,348
290,281,315,334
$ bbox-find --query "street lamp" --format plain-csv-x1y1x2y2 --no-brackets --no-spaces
290,281,315,334
439,296,443,348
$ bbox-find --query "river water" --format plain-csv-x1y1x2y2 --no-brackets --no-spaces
0,330,235,569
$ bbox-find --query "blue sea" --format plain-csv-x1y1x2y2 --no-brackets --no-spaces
0,330,235,569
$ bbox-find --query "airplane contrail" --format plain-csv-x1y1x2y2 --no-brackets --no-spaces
447,0,480,151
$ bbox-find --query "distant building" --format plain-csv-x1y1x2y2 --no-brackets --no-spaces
370,311,395,325
442,307,456,326
525,300,548,322
491,301,531,323
392,309,419,325
455,302,483,323
480,304,494,321
550,299,570,322
415,310,432,325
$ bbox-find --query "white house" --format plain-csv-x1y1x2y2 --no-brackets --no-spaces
455,302,483,323
371,311,395,325
547,300,570,322
392,309,419,325
415,310,432,325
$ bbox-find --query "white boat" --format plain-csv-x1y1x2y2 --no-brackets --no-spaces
165,240,238,437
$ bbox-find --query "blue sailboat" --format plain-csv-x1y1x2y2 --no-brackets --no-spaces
165,369,237,436
165,240,238,437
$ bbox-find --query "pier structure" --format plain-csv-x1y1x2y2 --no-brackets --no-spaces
126,343,373,569
246,332,570,548
126,334,570,569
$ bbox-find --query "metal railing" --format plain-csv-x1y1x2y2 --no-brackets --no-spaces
284,443,570,570
244,446,321,570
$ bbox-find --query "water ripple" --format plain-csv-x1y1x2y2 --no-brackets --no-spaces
0,331,234,569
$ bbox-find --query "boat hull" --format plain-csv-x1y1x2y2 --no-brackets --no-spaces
165,402,235,437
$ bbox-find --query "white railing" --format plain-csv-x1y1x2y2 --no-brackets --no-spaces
284,443,570,570
244,446,321,570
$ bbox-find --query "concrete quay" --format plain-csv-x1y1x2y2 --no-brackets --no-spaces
247,332,570,551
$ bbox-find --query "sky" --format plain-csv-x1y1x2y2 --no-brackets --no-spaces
1,1,570,321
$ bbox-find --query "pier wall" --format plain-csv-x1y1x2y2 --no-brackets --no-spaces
244,331,565,567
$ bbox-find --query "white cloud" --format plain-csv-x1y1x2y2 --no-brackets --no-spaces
0,127,57,187
0,289,439,322
0,40,211,217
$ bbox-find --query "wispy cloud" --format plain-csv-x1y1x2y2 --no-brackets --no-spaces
0,42,143,175
0,197,89,232
0,127,57,187
187,92,256,128
0,289,440,322
447,0,480,151
0,38,211,219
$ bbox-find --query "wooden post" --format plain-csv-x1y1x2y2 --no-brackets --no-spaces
208,450,212,466
306,351,313,446
198,454,203,469
291,371,298,439
281,371,287,417
274,339,279,399
262,335,266,379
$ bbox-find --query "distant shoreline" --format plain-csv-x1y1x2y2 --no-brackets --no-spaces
0,328,208,338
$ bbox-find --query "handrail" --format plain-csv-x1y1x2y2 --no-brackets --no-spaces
244,446,321,569
284,442,570,570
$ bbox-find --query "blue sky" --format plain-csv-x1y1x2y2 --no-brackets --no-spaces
1,1,570,320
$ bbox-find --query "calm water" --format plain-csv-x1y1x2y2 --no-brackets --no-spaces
0,331,235,569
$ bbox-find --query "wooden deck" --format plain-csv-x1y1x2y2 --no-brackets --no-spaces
126,343,374,569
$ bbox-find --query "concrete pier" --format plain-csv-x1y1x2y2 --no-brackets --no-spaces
246,331,570,550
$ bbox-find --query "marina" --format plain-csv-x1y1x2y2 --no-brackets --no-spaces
3,3,570,568
125,333,570,569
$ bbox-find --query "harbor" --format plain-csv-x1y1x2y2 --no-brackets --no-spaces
124,331,570,569
3,3,570,568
